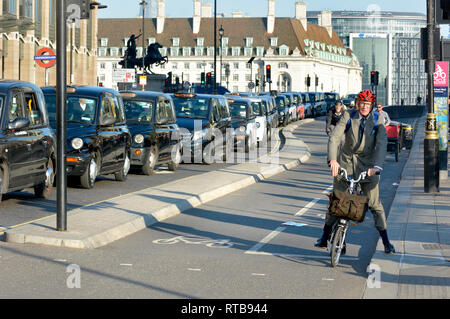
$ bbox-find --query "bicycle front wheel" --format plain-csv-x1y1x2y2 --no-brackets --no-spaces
330,226,344,267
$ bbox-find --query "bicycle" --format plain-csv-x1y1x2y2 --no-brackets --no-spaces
328,167,379,267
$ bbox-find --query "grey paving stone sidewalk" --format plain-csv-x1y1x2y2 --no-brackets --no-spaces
364,116,450,299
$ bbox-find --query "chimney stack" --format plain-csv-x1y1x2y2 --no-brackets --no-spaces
318,10,333,38
193,0,201,34
267,0,275,34
202,2,212,18
295,2,307,31
157,0,165,34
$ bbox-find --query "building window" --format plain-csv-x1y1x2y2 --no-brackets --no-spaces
233,86,238,92
22,0,33,18
99,63,106,69
245,74,251,81
159,47,167,56
148,37,156,45
232,47,240,57
279,45,289,56
256,47,264,56
195,47,203,56
183,47,191,57
197,63,204,69
196,37,204,46
222,37,229,47
170,47,179,56
172,62,178,69
8,0,17,14
172,37,180,46
245,37,253,47
110,47,119,57
221,47,228,57
184,62,190,69
98,48,107,57
234,62,239,69
207,47,214,56
100,38,108,47
244,48,253,56
279,62,288,69
233,74,239,81
270,37,278,47
246,63,251,69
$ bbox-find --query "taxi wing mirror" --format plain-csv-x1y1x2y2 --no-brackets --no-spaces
101,116,116,126
8,117,30,131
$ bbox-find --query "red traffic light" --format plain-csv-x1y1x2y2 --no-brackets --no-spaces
266,65,271,70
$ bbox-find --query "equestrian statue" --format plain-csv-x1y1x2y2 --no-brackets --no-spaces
118,34,169,73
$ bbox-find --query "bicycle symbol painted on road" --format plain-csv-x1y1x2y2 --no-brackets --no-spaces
152,236,234,248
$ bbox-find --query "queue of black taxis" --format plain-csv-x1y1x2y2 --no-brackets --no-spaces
0,80,56,201
42,86,131,189
120,91,181,175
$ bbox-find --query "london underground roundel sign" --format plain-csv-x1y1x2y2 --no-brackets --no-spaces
34,48,56,68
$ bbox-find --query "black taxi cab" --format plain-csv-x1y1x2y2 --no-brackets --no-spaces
42,86,131,189
226,97,257,152
0,80,56,201
120,91,181,175
170,93,232,164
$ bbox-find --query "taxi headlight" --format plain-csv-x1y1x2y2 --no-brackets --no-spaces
71,138,83,150
134,134,144,144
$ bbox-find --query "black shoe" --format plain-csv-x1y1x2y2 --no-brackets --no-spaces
314,238,328,248
384,243,395,254
341,243,347,255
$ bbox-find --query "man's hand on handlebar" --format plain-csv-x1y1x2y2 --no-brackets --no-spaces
329,160,340,177
368,167,381,177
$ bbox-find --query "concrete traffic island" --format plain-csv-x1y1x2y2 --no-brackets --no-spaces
4,120,313,249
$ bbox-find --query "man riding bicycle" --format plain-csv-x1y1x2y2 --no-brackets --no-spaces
315,90,396,254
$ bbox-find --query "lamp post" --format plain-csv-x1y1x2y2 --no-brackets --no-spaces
219,25,224,88
140,0,148,74
213,0,217,94
424,0,439,193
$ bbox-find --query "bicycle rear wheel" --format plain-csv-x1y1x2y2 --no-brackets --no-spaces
330,226,344,267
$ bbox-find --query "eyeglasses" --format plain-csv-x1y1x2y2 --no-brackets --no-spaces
359,103,372,108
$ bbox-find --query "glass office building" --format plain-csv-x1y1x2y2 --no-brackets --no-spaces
308,11,427,105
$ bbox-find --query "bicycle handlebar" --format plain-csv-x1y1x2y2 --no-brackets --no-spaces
338,167,380,183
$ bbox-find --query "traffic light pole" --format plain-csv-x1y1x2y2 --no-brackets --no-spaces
424,0,439,193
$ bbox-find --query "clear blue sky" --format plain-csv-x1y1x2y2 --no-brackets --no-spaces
98,0,426,19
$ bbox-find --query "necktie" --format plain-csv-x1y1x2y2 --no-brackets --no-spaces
359,117,366,143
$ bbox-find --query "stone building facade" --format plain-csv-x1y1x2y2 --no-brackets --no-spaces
97,1,363,97
0,0,99,86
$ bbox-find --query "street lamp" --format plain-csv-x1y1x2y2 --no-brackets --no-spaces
213,0,217,94
140,0,148,75
219,25,224,88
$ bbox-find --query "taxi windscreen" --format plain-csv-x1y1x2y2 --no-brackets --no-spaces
172,96,210,119
251,102,262,116
229,102,248,118
123,100,154,122
44,95,97,124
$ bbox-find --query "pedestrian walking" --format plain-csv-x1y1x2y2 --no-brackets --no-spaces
375,102,391,126
326,100,344,135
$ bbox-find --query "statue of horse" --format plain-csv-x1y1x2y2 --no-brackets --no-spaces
118,42,168,73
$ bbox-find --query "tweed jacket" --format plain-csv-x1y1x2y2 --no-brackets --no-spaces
328,109,387,179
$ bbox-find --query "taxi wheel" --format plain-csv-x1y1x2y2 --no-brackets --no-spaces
80,153,99,189
34,159,54,199
142,146,158,175
115,152,130,181
168,145,181,171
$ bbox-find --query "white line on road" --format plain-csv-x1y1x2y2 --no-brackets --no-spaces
120,263,133,267
246,250,358,260
245,185,333,255
251,273,266,276
245,226,287,254
188,268,202,272
295,185,333,216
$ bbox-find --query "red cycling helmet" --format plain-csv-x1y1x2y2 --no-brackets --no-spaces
356,90,376,103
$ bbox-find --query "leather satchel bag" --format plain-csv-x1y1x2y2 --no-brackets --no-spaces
327,188,369,222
